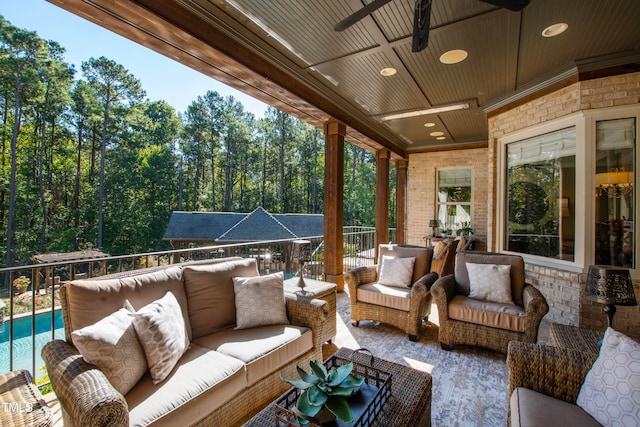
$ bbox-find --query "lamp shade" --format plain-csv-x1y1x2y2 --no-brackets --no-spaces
291,240,312,264
585,265,637,306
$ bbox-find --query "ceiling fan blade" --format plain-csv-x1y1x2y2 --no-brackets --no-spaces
478,0,530,12
334,0,393,32
412,0,432,53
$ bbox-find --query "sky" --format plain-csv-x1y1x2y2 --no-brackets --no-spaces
0,0,269,117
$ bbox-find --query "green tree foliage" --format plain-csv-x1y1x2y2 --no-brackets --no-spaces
0,16,390,267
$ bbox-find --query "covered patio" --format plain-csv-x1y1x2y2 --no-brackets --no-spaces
47,0,640,337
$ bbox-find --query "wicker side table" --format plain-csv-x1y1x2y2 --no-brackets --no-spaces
284,277,337,343
0,369,51,427
548,323,603,354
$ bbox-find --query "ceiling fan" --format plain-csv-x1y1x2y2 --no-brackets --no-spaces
334,0,531,53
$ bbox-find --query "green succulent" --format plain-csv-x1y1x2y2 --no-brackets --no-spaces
283,360,365,424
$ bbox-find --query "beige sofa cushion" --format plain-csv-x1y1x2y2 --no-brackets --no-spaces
182,258,259,339
377,244,432,283
64,266,192,343
233,272,289,329
448,295,526,332
454,252,526,306
71,306,147,395
126,344,246,427
194,325,312,386
357,283,411,312
510,387,600,427
129,292,190,384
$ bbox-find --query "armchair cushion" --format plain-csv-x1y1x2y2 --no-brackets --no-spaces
357,283,412,311
466,263,514,304
576,327,640,427
377,244,432,283
454,252,526,306
378,255,415,288
511,387,601,427
448,295,525,332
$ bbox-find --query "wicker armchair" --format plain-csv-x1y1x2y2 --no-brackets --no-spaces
345,244,438,342
431,252,548,353
430,240,457,277
507,341,599,426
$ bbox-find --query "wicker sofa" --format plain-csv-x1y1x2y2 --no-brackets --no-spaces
507,341,600,426
42,258,326,427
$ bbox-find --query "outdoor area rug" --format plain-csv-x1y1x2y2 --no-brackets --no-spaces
324,290,510,427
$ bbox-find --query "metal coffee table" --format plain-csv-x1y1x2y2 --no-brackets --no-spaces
242,347,432,427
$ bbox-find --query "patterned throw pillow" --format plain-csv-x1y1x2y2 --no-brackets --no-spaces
233,271,289,330
72,306,147,395
129,292,190,384
577,327,640,427
378,255,416,288
466,263,514,304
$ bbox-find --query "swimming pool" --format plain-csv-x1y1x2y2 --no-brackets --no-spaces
0,310,65,377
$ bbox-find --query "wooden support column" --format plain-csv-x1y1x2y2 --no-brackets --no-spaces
395,159,408,244
323,119,346,292
375,149,390,256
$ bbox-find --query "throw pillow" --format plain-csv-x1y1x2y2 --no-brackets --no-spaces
129,291,190,384
378,255,416,288
466,262,514,304
577,327,640,427
71,306,147,395
233,271,289,330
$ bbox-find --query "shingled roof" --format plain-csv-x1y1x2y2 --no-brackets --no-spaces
163,207,323,243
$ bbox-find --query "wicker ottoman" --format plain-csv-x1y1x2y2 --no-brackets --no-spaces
0,369,51,427
548,323,603,354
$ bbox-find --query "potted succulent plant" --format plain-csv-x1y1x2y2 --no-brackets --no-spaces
282,360,365,425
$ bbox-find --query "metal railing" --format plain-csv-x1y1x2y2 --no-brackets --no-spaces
0,227,391,382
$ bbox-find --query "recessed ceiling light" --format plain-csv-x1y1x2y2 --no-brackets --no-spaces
424,122,436,127
436,136,446,140
542,23,568,38
381,102,470,121
380,67,397,77
439,49,468,65
430,131,444,137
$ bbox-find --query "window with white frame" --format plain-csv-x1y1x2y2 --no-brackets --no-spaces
595,118,635,268
498,105,639,271
505,127,576,261
436,169,472,236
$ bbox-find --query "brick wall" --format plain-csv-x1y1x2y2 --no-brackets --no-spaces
407,71,640,338
407,147,488,251
486,71,640,338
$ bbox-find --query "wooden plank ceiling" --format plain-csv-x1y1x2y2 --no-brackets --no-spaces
49,0,640,157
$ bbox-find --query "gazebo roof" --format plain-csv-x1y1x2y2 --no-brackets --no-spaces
31,249,109,264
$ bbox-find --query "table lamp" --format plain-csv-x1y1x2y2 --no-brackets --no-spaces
584,265,637,329
291,240,312,291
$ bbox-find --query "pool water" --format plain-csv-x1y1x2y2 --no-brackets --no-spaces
0,310,64,377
